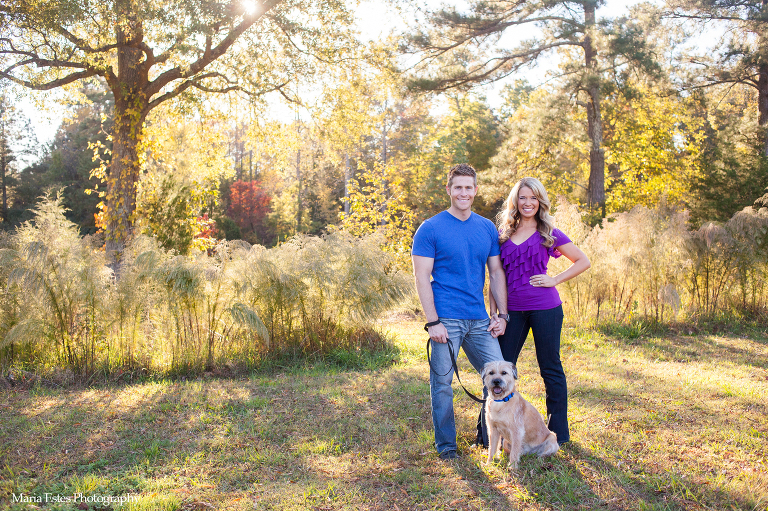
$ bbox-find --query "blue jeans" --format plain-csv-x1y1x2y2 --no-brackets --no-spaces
429,318,504,454
497,305,569,443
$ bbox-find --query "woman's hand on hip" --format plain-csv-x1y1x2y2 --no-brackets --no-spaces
530,274,556,287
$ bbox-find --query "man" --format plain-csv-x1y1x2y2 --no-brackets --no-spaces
411,163,509,459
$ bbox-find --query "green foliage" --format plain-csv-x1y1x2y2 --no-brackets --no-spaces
138,176,198,255
482,87,590,209
669,0,768,150
133,109,230,254
406,0,662,213
0,93,37,226
382,93,500,225
8,89,108,232
214,215,242,241
689,86,768,224
383,97,448,225
1,0,360,251
437,95,500,173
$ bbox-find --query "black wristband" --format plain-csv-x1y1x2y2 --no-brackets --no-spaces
424,320,442,332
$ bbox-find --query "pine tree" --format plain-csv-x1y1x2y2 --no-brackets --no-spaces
0,94,36,225
404,0,659,215
670,0,768,155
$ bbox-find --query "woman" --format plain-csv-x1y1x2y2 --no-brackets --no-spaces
489,177,590,445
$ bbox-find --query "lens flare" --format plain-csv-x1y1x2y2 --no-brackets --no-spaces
243,1,258,15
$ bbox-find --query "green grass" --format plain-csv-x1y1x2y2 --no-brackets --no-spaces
1,316,766,510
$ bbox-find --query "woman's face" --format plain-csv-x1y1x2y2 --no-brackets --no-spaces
517,186,540,220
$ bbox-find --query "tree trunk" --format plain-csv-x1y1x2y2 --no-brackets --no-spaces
105,104,147,259
0,121,9,223
758,60,768,156
582,1,606,216
344,153,350,215
381,115,388,227
1,150,7,222
761,1,768,156
296,148,302,233
104,1,149,266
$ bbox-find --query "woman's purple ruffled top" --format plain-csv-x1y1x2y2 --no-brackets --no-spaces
499,228,572,311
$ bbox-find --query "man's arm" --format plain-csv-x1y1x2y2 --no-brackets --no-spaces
487,255,508,337
412,254,449,343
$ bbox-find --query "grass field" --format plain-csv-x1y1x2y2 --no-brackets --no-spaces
1,316,767,510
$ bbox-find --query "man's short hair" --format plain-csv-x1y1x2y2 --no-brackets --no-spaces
447,163,478,187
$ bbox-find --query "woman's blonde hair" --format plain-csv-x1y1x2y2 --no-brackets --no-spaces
497,177,556,247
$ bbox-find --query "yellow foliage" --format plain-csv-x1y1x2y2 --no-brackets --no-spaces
604,85,704,213
336,160,416,266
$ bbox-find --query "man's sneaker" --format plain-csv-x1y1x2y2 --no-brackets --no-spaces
439,450,459,460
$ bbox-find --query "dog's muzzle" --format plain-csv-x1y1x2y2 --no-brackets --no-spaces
491,378,504,395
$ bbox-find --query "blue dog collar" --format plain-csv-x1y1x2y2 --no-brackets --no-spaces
493,392,514,402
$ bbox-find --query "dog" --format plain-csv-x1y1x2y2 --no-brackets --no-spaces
482,360,559,469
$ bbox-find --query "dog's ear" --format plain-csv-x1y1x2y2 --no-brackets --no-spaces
511,363,518,380
481,361,491,380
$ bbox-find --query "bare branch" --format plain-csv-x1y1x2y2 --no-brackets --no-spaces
155,35,186,64
2,56,90,73
667,11,757,22
546,171,588,191
147,72,290,110
407,15,583,58
146,0,283,98
413,40,577,90
0,69,97,90
53,25,120,54
267,14,336,64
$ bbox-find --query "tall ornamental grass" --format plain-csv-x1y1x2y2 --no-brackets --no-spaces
552,199,768,327
0,196,412,376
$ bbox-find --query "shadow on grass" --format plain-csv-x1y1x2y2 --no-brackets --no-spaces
0,364,438,510
1,332,766,510
614,333,768,367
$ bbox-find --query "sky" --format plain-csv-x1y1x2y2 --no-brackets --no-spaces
14,0,671,156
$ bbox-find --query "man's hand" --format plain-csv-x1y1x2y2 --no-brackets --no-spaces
428,322,449,344
487,314,507,338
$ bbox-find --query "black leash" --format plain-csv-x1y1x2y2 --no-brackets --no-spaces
426,337,486,404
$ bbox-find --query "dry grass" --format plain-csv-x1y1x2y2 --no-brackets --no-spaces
1,316,766,510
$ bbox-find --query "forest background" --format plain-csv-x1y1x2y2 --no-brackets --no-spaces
1,0,767,375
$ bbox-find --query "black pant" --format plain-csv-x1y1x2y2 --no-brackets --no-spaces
498,305,569,443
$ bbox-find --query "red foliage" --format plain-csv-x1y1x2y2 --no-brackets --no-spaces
195,213,218,240
227,180,271,241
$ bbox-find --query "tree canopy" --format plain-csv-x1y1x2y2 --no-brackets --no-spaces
0,0,766,252
403,0,660,215
1,0,357,260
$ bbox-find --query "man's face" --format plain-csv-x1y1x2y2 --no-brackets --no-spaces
447,175,478,211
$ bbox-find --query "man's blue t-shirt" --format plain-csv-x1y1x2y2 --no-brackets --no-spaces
411,211,500,319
